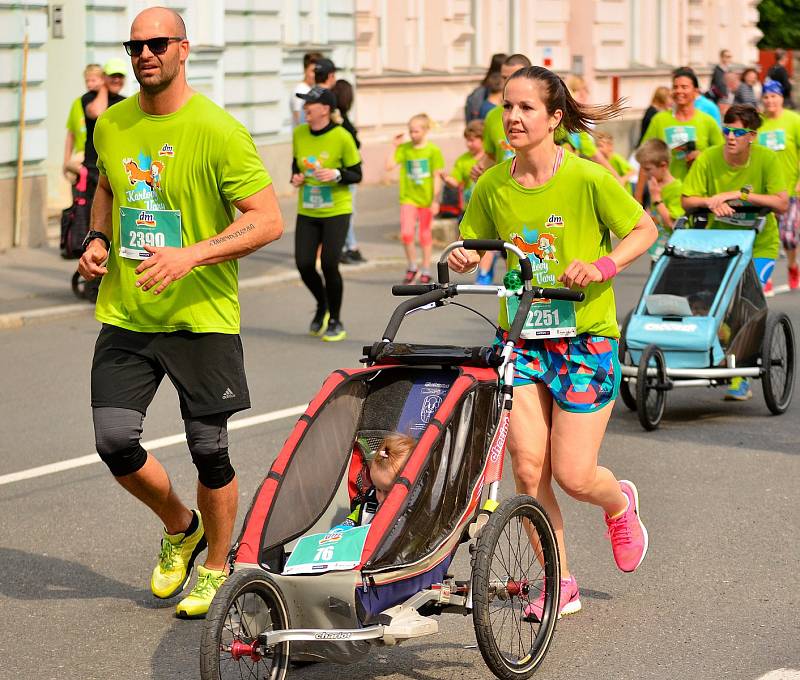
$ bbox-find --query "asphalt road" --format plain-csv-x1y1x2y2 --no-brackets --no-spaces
1,251,798,680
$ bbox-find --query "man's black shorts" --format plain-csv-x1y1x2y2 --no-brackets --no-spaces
91,324,251,418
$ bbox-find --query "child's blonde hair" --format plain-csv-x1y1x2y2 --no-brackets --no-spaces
635,138,670,166
464,119,484,139
409,113,433,130
84,63,103,77
371,433,415,478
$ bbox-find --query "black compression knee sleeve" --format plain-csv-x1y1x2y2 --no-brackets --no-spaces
92,407,148,477
185,414,235,489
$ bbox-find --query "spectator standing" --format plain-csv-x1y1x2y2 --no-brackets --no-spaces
637,86,671,147
719,72,741,117
709,49,733,102
332,78,367,265
767,50,794,108
64,64,103,181
465,52,507,122
478,73,503,120
734,68,761,107
291,51,323,127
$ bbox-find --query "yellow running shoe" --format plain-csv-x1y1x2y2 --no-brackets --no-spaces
150,511,207,599
175,565,227,619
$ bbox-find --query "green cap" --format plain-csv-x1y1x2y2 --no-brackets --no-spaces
103,58,128,76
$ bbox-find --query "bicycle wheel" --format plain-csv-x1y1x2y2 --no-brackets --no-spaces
636,344,667,431
762,311,795,415
618,311,637,411
472,495,560,680
200,569,291,680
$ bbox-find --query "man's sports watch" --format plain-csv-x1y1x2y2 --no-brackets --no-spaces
740,184,752,202
82,230,111,253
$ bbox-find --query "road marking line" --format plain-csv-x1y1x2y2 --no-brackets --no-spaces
0,404,307,487
755,671,800,680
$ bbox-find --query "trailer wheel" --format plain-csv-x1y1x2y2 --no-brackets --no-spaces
636,344,667,431
761,312,795,415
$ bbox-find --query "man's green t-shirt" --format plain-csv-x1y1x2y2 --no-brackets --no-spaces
642,109,724,179
757,110,800,196
482,106,515,162
293,124,360,217
66,96,86,153
648,178,684,260
395,142,444,207
460,153,643,337
681,144,788,260
94,93,272,334
451,151,480,204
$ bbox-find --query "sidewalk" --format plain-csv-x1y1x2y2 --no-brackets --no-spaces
0,184,418,328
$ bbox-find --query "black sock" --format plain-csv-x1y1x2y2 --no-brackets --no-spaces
182,509,199,536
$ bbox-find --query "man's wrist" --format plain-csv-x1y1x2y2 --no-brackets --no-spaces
82,230,111,253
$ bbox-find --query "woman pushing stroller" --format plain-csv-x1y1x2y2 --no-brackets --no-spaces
448,65,658,618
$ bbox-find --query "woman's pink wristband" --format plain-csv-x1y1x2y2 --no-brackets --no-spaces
592,256,618,282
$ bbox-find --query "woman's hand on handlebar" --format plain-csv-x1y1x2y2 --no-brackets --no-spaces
448,247,481,274
558,259,602,288
707,192,738,217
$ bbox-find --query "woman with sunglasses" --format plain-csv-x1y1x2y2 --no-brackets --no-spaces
758,80,800,291
636,67,725,204
681,104,789,400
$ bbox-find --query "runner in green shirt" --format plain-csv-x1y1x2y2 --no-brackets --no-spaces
78,6,283,619
449,66,657,619
759,79,800,289
291,85,362,341
682,104,789,401
634,139,684,261
637,67,724,202
386,113,444,283
63,64,103,180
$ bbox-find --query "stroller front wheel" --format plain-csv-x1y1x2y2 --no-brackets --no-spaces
471,495,560,680
636,344,667,431
200,568,291,680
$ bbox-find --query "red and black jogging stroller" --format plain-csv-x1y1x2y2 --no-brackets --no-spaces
200,240,585,680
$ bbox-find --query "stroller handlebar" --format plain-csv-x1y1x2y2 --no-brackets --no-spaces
685,204,771,217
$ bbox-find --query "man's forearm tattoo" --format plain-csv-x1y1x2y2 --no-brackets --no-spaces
209,223,256,247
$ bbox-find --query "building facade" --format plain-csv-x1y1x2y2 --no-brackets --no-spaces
1,0,760,249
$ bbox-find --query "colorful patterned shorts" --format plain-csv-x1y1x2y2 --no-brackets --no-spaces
495,332,620,413
779,197,800,250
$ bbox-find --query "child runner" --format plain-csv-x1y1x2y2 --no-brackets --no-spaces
635,139,684,262
448,65,657,620
63,64,103,181
292,86,362,341
758,80,800,290
637,67,725,203
682,104,789,400
340,433,415,528
596,130,635,192
386,114,444,284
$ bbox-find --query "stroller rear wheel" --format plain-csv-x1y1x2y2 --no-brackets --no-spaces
761,311,795,415
200,569,291,680
636,344,667,431
618,311,637,411
471,495,559,680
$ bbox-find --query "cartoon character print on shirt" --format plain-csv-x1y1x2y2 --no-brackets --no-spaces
301,152,329,177
122,150,170,210
499,139,516,160
508,214,565,286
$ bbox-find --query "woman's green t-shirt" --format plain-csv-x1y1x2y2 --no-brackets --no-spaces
460,153,643,337
293,124,360,218
681,144,788,260
394,142,445,207
642,109,724,179
758,110,800,197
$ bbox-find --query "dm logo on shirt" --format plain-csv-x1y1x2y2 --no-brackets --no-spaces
135,211,157,228
158,143,175,157
123,158,165,190
545,214,564,228
319,528,345,546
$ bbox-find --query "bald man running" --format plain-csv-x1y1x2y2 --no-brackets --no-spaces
78,7,283,618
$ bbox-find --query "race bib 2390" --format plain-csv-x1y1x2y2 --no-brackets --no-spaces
119,207,182,260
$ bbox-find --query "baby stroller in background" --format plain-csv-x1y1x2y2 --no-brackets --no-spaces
619,207,795,430
200,241,585,680
60,165,100,303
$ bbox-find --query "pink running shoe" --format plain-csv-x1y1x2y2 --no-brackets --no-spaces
605,480,649,573
789,266,799,291
522,575,581,622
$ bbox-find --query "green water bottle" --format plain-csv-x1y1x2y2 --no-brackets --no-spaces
503,269,523,292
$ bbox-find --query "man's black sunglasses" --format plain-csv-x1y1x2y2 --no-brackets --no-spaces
123,36,184,57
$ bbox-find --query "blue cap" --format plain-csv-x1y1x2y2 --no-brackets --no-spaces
763,79,784,96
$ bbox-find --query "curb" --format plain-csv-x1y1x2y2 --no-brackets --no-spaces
0,256,407,331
